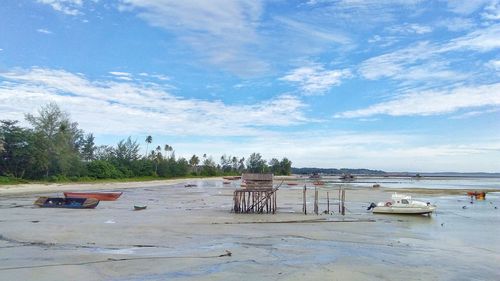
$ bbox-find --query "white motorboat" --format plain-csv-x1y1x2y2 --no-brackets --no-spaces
367,193,436,215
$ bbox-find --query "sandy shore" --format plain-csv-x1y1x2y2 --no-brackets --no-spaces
0,177,221,195
1,178,499,281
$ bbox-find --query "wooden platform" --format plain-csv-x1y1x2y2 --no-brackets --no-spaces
233,188,277,214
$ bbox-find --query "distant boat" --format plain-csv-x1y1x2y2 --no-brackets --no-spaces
134,205,147,211
223,181,231,184
339,173,355,181
34,197,99,209
63,192,122,201
313,180,325,185
367,193,436,215
372,184,381,188
184,184,197,187
223,176,241,180
309,173,321,179
286,182,299,186
467,191,486,200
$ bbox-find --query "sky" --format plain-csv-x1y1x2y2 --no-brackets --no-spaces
0,0,499,172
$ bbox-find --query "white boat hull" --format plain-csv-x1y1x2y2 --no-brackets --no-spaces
373,206,436,214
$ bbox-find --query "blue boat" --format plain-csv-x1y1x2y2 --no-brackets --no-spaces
34,197,99,209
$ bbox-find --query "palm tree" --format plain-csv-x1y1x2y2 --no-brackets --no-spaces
164,144,173,159
155,145,161,174
145,135,152,158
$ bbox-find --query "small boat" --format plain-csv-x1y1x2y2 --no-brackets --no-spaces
223,176,241,180
339,173,355,181
134,205,147,211
367,193,436,215
184,184,197,187
286,182,299,186
309,173,321,179
63,192,122,201
313,180,325,185
467,191,486,199
372,184,381,188
34,197,99,209
223,181,231,184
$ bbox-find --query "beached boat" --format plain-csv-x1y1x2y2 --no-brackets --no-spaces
313,180,325,185
223,176,241,180
34,197,99,209
286,182,299,186
367,193,436,215
184,184,197,187
467,191,486,200
134,205,147,211
223,181,231,184
63,192,122,201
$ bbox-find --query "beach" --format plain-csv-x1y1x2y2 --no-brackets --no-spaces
1,177,499,281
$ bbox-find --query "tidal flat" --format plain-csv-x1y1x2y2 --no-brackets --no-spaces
0,178,499,281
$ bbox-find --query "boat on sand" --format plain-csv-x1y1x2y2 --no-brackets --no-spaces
34,197,99,209
63,192,122,201
367,193,436,215
134,205,147,211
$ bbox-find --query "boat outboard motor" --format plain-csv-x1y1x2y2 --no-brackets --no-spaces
367,202,377,211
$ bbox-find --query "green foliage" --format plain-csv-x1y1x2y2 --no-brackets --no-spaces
87,160,123,179
246,153,267,173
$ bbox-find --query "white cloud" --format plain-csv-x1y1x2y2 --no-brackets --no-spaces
360,25,500,83
119,0,268,76
436,17,475,32
387,23,432,34
280,63,351,95
37,28,53,34
335,83,500,118
445,0,491,15
443,24,500,52
487,59,500,70
482,0,500,20
275,17,351,45
0,67,310,136
37,0,83,16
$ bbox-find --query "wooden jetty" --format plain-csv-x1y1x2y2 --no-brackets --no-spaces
233,173,278,214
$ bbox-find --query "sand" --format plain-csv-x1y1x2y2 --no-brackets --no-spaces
1,178,499,281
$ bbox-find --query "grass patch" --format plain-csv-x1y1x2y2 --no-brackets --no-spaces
0,176,29,185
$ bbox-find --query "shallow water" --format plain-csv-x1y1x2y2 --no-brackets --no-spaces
302,175,500,190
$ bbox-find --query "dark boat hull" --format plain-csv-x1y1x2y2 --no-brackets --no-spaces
63,192,122,201
34,197,99,209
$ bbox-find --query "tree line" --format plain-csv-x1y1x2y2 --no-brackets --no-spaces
0,103,292,182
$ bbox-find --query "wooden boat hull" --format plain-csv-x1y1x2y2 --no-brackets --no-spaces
64,192,122,201
373,206,436,215
34,197,99,209
134,205,147,211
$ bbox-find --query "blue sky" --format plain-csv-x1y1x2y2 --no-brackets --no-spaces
1,0,499,172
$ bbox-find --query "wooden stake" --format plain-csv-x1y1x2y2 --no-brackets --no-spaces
327,191,330,214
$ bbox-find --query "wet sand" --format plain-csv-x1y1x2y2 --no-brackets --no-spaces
1,179,499,281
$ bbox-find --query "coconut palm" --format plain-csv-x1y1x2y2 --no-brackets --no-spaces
145,135,152,158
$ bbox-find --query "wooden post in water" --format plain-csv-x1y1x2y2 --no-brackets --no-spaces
338,185,342,213
327,191,330,214
341,188,346,216
314,186,318,215
303,184,307,215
